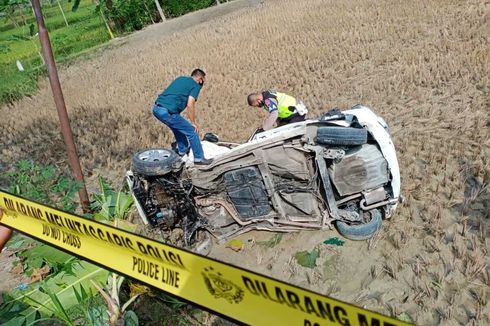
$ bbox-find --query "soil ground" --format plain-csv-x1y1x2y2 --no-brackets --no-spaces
1,0,489,325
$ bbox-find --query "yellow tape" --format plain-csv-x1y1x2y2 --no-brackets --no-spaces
0,191,409,326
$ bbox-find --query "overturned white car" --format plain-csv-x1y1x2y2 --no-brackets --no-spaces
127,105,401,249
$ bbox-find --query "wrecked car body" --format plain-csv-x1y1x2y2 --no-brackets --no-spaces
127,105,401,250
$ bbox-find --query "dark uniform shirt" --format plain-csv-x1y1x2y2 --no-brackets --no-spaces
261,90,279,113
155,76,201,114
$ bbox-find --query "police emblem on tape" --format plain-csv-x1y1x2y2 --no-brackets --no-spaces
202,267,244,303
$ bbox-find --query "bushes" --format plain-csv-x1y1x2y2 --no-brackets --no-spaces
164,0,216,18
101,0,220,33
102,0,158,33
0,67,39,104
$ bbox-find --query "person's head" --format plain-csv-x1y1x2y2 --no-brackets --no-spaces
247,92,264,107
191,68,206,86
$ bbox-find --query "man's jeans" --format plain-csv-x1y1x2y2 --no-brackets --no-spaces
152,105,204,161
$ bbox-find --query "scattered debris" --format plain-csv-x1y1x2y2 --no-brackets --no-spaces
226,239,244,252
323,237,345,246
294,248,320,268
16,283,28,291
30,265,51,283
11,262,24,275
397,312,413,323
256,234,283,248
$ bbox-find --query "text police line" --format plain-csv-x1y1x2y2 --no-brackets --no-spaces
0,191,409,326
3,196,185,269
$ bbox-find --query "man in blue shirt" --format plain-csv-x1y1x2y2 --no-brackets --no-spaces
153,69,212,165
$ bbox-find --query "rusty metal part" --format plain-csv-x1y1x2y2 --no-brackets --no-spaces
213,224,304,244
315,153,339,219
274,219,323,229
254,149,286,218
337,193,362,205
196,197,330,242
323,148,345,160
196,198,254,226
363,187,387,205
338,209,361,222
360,198,398,211
320,209,329,228
32,0,90,212
287,215,321,223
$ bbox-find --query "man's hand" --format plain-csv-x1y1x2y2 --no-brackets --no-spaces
186,96,200,134
192,122,200,134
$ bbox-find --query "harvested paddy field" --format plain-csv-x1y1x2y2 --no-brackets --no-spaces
1,0,489,324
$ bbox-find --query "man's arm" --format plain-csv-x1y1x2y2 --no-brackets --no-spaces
263,110,278,130
262,97,278,130
186,96,199,133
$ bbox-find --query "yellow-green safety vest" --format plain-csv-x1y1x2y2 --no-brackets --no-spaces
276,92,297,119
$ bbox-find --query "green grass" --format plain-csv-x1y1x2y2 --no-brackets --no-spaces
0,0,110,104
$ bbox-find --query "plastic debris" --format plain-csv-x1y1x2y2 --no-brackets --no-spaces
323,237,345,246
16,283,28,290
226,239,244,252
294,249,320,268
16,60,24,71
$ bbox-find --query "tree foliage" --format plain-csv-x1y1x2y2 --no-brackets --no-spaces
164,0,216,18
99,0,219,33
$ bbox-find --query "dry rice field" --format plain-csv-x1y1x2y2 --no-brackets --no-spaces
1,0,489,324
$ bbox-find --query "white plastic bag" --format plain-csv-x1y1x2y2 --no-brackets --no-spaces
296,101,308,116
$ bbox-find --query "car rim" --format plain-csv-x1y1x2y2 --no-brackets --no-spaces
137,149,172,162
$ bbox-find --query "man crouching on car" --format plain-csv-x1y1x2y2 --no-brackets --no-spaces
247,90,308,131
152,68,213,166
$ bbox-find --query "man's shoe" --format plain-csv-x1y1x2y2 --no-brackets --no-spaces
194,158,213,165
177,148,190,157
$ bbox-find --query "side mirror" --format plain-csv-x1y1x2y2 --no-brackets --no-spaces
203,132,219,143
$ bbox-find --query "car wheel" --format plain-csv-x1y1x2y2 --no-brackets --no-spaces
335,209,382,241
132,148,182,177
316,127,367,146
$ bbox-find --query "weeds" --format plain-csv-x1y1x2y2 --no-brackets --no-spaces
256,233,283,248
0,160,136,326
90,176,133,222
90,274,141,326
0,260,109,325
1,159,82,213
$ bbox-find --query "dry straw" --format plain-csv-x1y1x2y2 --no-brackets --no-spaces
0,0,488,324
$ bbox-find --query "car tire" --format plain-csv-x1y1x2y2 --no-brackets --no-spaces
132,148,182,177
335,209,382,241
316,127,367,146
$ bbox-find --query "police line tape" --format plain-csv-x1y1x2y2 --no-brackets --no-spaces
0,191,409,326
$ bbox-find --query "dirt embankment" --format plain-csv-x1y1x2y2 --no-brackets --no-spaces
1,0,488,324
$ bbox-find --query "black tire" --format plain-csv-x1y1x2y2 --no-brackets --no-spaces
132,148,182,177
316,127,367,146
335,209,382,241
